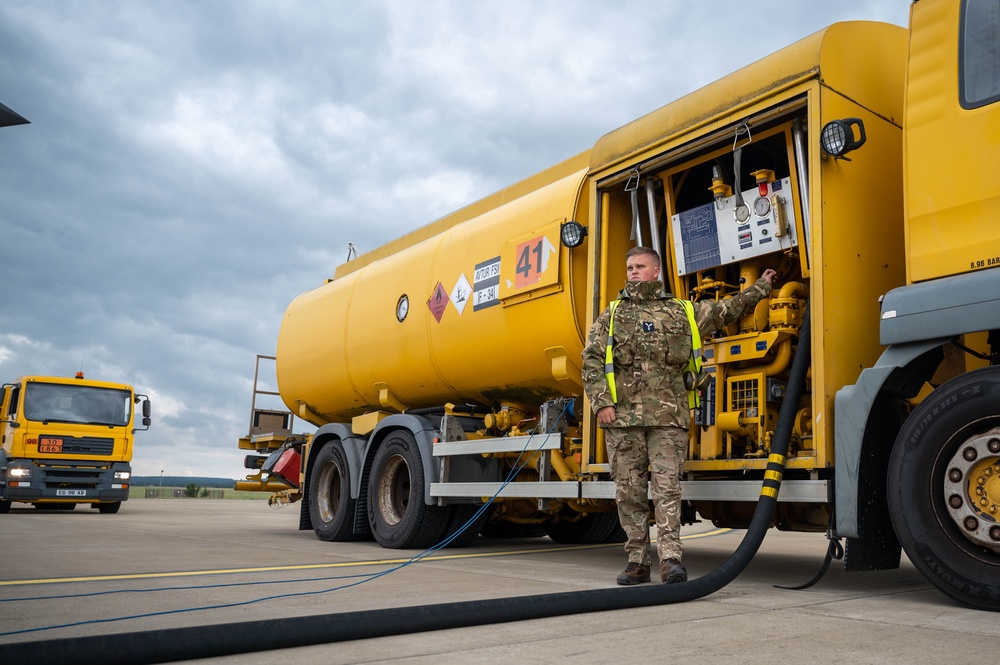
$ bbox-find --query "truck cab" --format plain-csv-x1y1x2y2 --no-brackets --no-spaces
0,374,151,513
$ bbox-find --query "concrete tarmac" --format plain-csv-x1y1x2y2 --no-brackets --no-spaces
0,499,996,664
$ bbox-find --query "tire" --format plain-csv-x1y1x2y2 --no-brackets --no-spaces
480,521,547,539
604,521,628,543
544,511,621,544
0,500,10,514
439,504,487,548
887,366,1000,611
309,441,365,542
367,431,448,549
98,501,121,514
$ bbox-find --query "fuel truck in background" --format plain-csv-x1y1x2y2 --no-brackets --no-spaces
239,0,1000,610
1,373,151,513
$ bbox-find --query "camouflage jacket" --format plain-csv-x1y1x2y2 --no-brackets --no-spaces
581,277,772,429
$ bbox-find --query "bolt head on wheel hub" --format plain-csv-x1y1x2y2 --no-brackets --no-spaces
943,428,1000,553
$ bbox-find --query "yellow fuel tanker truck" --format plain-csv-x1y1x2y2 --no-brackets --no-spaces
1,373,151,513
240,0,1000,610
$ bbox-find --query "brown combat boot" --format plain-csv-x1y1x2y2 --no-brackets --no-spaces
616,562,651,585
660,558,687,584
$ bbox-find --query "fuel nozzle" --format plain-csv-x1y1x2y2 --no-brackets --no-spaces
708,165,732,209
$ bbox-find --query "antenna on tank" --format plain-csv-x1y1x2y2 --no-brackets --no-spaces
346,242,357,262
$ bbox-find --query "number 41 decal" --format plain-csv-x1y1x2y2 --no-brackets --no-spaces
514,234,557,289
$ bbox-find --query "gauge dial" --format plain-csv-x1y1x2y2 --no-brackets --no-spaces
753,196,771,217
734,203,751,224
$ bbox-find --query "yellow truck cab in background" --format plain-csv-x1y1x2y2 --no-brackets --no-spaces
240,0,1000,610
0,373,151,513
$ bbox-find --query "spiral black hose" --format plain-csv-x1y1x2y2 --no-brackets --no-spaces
1,306,811,665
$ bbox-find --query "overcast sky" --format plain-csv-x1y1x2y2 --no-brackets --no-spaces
0,1,910,480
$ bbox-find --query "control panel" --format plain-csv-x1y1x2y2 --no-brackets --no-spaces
671,177,798,275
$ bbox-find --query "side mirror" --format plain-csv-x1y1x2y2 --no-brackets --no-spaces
134,394,152,431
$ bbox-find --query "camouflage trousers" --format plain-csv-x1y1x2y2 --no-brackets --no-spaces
605,425,686,565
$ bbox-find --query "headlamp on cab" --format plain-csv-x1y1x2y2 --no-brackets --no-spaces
560,220,588,248
820,118,866,159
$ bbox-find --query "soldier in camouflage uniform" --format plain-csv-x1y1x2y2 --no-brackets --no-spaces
582,247,775,585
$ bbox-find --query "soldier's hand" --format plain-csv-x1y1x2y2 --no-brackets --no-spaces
761,268,777,285
597,406,617,424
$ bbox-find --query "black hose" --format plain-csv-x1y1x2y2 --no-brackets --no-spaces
402,406,446,416
2,306,811,665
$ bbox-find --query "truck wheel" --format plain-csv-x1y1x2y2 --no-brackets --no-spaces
98,501,122,514
309,441,364,541
480,521,547,538
887,366,1000,611
0,500,10,514
440,504,486,548
544,511,621,544
367,431,448,549
604,521,628,543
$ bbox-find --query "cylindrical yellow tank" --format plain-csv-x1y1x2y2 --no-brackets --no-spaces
276,160,591,425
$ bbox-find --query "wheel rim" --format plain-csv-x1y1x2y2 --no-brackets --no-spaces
942,425,1000,554
316,460,342,524
377,454,410,526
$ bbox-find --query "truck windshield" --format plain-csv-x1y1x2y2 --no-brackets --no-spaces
961,0,1000,108
23,383,131,427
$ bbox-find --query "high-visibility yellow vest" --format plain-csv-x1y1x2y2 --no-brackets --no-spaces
604,297,703,408
604,300,622,404
675,299,704,408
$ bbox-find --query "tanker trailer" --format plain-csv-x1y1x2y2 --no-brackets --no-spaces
255,150,630,548
240,21,899,554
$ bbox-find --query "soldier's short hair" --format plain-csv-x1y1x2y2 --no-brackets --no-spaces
626,246,660,261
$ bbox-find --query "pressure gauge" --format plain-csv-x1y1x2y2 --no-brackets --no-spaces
396,294,409,322
753,196,771,217
734,203,751,224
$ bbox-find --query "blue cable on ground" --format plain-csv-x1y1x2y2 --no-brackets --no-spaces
0,404,568,637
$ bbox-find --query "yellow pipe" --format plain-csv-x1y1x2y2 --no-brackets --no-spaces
549,449,580,481
729,336,793,378
776,281,806,300
234,481,293,492
740,262,762,286
599,191,611,306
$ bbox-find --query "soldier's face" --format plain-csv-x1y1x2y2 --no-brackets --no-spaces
626,254,660,282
